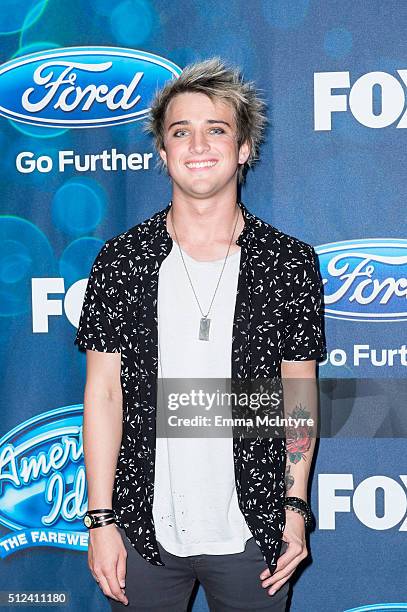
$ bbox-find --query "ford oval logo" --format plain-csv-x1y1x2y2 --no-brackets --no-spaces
344,605,407,611
316,239,407,322
0,46,181,128
0,405,88,556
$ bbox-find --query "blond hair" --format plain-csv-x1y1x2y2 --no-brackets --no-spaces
145,57,267,183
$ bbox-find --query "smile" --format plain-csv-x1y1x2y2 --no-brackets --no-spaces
185,160,217,169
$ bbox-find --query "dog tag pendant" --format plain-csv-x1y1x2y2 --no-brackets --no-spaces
199,317,211,341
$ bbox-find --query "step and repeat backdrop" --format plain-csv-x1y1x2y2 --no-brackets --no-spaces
0,1,406,611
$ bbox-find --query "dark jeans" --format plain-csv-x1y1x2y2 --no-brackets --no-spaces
110,528,289,611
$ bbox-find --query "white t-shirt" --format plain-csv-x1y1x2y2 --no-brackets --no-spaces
152,243,253,556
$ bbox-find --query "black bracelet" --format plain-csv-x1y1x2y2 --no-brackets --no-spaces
89,517,116,529
285,505,308,521
284,496,314,531
284,496,308,510
83,509,116,529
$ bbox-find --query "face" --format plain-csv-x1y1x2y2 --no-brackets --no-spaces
159,92,250,200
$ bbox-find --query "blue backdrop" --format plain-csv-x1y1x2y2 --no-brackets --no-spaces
0,1,406,611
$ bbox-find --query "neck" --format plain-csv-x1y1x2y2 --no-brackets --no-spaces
168,192,242,246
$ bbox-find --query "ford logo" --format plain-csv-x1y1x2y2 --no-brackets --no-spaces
316,239,407,322
344,605,407,611
0,405,88,557
0,46,181,128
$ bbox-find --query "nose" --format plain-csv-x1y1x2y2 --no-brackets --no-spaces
189,129,210,154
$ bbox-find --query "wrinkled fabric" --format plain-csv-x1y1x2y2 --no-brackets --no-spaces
74,201,327,573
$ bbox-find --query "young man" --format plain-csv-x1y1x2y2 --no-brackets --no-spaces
75,58,326,611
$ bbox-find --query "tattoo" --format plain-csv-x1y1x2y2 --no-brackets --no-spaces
286,403,313,465
285,464,294,491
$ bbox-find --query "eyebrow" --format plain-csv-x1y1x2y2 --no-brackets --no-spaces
167,119,232,130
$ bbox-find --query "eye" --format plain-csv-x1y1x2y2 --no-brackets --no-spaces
210,127,225,134
173,129,188,137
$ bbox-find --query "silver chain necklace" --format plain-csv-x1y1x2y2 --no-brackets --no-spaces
170,204,240,341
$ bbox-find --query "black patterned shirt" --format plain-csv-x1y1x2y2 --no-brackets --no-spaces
74,201,327,573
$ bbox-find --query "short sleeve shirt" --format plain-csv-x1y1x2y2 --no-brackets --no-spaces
74,201,327,574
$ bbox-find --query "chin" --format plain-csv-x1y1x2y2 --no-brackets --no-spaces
174,178,219,197
190,184,224,198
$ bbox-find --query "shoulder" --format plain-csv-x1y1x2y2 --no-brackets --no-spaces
96,207,166,265
251,212,316,265
247,211,322,294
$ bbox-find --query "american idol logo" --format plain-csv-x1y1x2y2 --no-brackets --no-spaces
0,405,89,557
0,46,181,128
316,239,407,322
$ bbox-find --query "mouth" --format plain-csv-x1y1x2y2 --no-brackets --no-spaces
185,159,218,170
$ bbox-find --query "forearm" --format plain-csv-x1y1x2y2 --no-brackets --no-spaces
281,362,318,503
83,387,123,510
284,431,316,502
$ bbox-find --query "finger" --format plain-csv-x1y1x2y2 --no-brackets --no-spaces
97,575,117,601
267,571,295,596
89,564,99,583
263,566,295,591
105,571,128,605
116,551,127,590
272,545,301,573
259,543,301,580
262,553,306,589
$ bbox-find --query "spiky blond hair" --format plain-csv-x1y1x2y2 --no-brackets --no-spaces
145,57,267,183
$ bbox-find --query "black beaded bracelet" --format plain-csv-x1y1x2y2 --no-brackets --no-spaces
285,504,308,521
284,496,308,508
284,496,313,530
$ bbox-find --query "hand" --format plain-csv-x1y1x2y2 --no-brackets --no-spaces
88,523,128,605
259,509,308,596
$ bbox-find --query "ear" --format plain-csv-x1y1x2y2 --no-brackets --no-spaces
238,140,250,165
159,148,167,166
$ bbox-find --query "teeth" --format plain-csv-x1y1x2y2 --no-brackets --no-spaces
186,160,217,168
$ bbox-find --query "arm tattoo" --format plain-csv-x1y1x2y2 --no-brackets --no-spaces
285,464,295,491
286,402,313,465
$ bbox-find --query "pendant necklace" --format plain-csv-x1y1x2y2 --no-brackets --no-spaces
170,204,240,341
